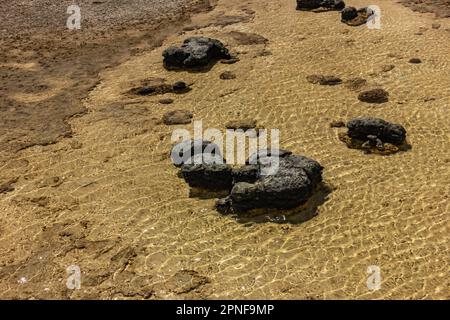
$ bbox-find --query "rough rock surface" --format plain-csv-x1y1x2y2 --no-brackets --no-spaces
129,78,190,96
163,37,231,70
217,150,324,213
171,139,223,167
180,154,233,191
341,7,374,26
296,0,345,11
339,117,408,154
346,117,406,145
358,88,389,103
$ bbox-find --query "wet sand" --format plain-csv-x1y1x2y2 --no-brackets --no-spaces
0,0,449,299
0,0,212,155
399,0,450,18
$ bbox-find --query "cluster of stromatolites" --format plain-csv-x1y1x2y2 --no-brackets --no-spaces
171,140,323,215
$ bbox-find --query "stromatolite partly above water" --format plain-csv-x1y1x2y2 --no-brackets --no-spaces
171,141,324,217
163,37,232,70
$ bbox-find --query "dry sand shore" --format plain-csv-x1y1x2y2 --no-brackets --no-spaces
0,0,449,299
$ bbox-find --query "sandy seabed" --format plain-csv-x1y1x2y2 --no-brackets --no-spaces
0,0,449,299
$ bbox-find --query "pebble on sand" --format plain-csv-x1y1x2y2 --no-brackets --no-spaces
162,110,193,125
409,58,422,64
129,78,190,96
330,120,346,128
225,119,257,131
358,88,389,103
220,71,237,80
432,23,441,29
381,64,395,72
306,75,342,85
159,98,174,105
345,77,367,91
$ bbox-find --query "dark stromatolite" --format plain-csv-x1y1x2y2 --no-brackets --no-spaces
163,37,231,70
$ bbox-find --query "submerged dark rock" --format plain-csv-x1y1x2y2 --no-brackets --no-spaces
358,88,389,103
172,142,324,217
296,0,345,11
163,37,231,70
341,7,374,26
339,117,408,154
217,150,324,213
129,78,191,96
181,154,233,191
306,75,342,86
162,109,193,125
171,139,223,167
346,117,406,145
219,71,236,80
409,58,422,64
172,81,189,93
159,98,174,105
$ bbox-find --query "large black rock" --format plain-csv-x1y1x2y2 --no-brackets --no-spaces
180,154,233,191
163,37,231,70
347,117,407,145
217,150,323,213
296,0,345,11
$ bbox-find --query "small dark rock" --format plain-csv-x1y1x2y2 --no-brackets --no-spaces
221,57,240,64
307,75,342,85
330,120,346,128
358,88,389,103
130,78,190,96
0,178,17,194
225,119,257,130
172,81,189,93
162,109,193,125
159,98,174,105
381,64,395,72
345,77,367,91
220,71,236,80
409,58,422,64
